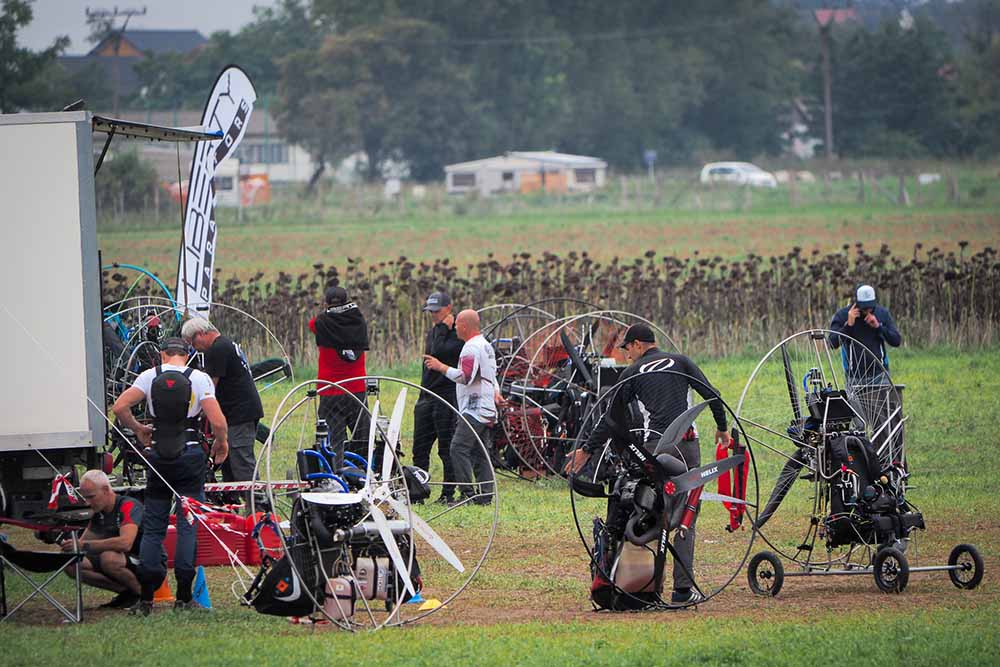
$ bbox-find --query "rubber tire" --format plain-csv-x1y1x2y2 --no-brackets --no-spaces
873,546,910,593
948,543,984,590
747,551,784,597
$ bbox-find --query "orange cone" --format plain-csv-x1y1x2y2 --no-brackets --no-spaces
153,578,175,603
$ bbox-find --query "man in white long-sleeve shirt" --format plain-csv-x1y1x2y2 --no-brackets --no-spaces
423,309,496,506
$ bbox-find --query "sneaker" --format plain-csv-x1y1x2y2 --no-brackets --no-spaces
173,599,210,611
472,496,493,506
101,591,140,609
433,495,454,506
670,588,705,605
128,600,153,617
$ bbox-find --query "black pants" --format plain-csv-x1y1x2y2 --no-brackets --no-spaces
318,392,370,453
655,437,701,591
451,417,495,499
411,397,457,498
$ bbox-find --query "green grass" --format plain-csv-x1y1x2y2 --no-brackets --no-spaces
3,347,997,664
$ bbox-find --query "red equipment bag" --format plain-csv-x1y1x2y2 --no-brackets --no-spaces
716,431,749,532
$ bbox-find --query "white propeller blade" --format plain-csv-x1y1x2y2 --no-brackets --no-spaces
364,399,380,492
384,495,465,573
368,502,417,597
383,389,407,482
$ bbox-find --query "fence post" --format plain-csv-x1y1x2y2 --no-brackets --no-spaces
789,169,798,207
620,176,628,208
897,174,911,207
948,172,960,203
857,170,866,203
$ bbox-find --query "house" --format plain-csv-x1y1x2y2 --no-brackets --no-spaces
444,151,608,196
101,109,317,185
58,30,207,101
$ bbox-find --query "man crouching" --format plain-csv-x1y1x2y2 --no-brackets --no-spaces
61,470,143,609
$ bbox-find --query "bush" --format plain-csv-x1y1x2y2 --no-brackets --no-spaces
95,150,160,217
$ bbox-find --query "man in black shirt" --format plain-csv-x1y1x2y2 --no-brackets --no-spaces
183,318,264,485
412,292,464,504
565,324,730,605
60,470,143,609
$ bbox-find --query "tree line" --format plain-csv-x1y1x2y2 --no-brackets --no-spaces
3,0,999,182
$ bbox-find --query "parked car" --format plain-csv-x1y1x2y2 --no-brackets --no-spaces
699,162,778,188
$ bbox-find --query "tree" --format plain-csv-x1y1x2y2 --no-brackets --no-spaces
0,0,69,112
810,16,961,158
957,0,1000,156
274,17,479,184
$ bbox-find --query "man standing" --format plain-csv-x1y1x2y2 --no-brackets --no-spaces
61,470,143,609
565,324,730,605
412,292,463,504
308,285,370,450
423,309,496,506
182,318,264,484
829,284,902,381
112,337,228,614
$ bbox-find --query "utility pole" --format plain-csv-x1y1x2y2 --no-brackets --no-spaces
819,22,834,160
85,6,147,115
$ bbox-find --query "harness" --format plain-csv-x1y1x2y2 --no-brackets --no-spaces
150,365,200,459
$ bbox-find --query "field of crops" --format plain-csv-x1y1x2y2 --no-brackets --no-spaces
5,183,999,665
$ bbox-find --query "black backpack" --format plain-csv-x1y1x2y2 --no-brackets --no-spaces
149,365,195,459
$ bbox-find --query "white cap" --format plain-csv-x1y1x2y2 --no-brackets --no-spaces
855,285,877,309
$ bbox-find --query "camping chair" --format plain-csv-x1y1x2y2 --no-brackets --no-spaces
0,534,85,624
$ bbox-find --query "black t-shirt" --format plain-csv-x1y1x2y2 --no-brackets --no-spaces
88,495,143,556
420,320,464,398
203,335,264,425
585,348,728,453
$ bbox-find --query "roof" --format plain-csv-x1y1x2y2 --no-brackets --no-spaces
89,30,207,56
445,151,607,172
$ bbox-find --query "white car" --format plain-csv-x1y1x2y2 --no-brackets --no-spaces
699,162,778,188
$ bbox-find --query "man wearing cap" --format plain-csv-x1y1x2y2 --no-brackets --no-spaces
112,337,228,614
565,324,730,605
182,318,264,485
412,292,464,504
423,309,497,506
308,285,370,450
829,284,902,381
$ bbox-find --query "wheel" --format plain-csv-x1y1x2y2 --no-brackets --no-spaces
873,546,910,593
948,544,984,590
747,551,784,597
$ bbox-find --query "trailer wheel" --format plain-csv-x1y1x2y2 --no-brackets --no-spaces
748,551,784,597
948,544,984,590
873,546,909,593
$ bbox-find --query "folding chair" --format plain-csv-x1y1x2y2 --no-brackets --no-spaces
0,535,85,624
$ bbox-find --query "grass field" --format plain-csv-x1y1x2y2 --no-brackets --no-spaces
3,347,998,665
97,199,1000,280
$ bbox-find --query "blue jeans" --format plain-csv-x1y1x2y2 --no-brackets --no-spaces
139,487,204,602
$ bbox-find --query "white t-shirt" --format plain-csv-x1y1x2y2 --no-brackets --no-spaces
445,334,497,424
130,363,216,417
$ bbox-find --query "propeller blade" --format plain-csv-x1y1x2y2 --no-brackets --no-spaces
383,389,407,482
700,491,756,507
666,455,744,496
365,399,380,491
385,495,465,573
368,502,417,597
654,402,709,455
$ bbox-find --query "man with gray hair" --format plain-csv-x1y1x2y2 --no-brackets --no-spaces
182,317,264,485
60,470,145,609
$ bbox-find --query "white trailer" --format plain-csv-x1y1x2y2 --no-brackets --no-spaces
0,111,219,519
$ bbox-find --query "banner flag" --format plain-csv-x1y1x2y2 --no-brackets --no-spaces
176,66,257,316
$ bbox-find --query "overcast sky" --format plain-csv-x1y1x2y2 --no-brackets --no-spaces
19,0,278,54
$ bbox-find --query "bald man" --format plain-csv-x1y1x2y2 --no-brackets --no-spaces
424,309,496,506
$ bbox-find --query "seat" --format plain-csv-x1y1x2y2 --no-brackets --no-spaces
0,534,85,624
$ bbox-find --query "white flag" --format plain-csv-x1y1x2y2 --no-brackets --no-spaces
176,66,257,316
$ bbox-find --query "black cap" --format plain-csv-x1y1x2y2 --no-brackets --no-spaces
423,291,451,312
159,337,189,354
620,324,656,348
325,285,349,306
